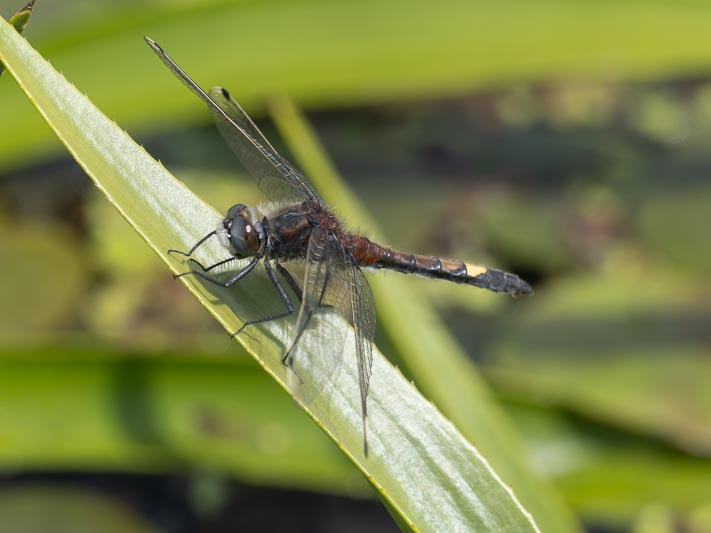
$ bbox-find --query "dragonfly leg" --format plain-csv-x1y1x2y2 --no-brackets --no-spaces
186,255,260,287
282,298,314,366
317,268,331,307
274,262,302,303
168,230,216,258
174,256,237,278
231,259,295,338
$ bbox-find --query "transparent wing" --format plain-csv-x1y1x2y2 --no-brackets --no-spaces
321,247,375,448
290,227,375,452
207,87,322,204
145,37,321,204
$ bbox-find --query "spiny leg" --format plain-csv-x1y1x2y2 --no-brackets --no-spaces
231,259,295,338
273,262,310,372
275,262,302,304
168,230,216,258
174,256,237,279
282,297,314,366
169,230,228,278
187,255,261,287
282,231,333,366
317,268,331,306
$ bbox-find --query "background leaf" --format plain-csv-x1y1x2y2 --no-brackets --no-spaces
4,0,711,171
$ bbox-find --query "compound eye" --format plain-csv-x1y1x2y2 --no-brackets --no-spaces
229,214,260,258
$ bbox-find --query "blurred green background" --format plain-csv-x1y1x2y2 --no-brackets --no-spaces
1,1,710,532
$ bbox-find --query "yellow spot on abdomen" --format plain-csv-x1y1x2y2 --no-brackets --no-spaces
465,263,488,277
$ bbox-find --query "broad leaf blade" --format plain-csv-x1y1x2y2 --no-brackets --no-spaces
0,18,540,532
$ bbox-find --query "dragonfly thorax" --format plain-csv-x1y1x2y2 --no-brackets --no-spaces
216,203,263,258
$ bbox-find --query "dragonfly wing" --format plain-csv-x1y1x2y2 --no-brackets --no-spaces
291,227,375,453
145,37,320,204
324,249,375,451
208,87,322,204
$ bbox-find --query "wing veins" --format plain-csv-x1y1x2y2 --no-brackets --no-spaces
145,37,319,203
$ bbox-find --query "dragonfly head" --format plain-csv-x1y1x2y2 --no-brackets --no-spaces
217,204,263,258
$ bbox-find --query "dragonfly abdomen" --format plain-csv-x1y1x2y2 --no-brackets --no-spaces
351,236,532,296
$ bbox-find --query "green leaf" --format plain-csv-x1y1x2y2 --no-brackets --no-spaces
9,1,34,34
0,0,34,77
0,17,540,532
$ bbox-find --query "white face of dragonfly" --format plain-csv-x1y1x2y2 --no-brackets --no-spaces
216,204,263,258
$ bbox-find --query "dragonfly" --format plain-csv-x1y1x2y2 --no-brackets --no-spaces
145,37,533,456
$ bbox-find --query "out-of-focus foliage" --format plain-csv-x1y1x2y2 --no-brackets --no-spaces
0,486,159,533
3,0,711,172
0,347,361,492
1,0,710,532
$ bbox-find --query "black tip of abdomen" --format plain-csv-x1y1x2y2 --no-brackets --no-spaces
471,268,533,296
